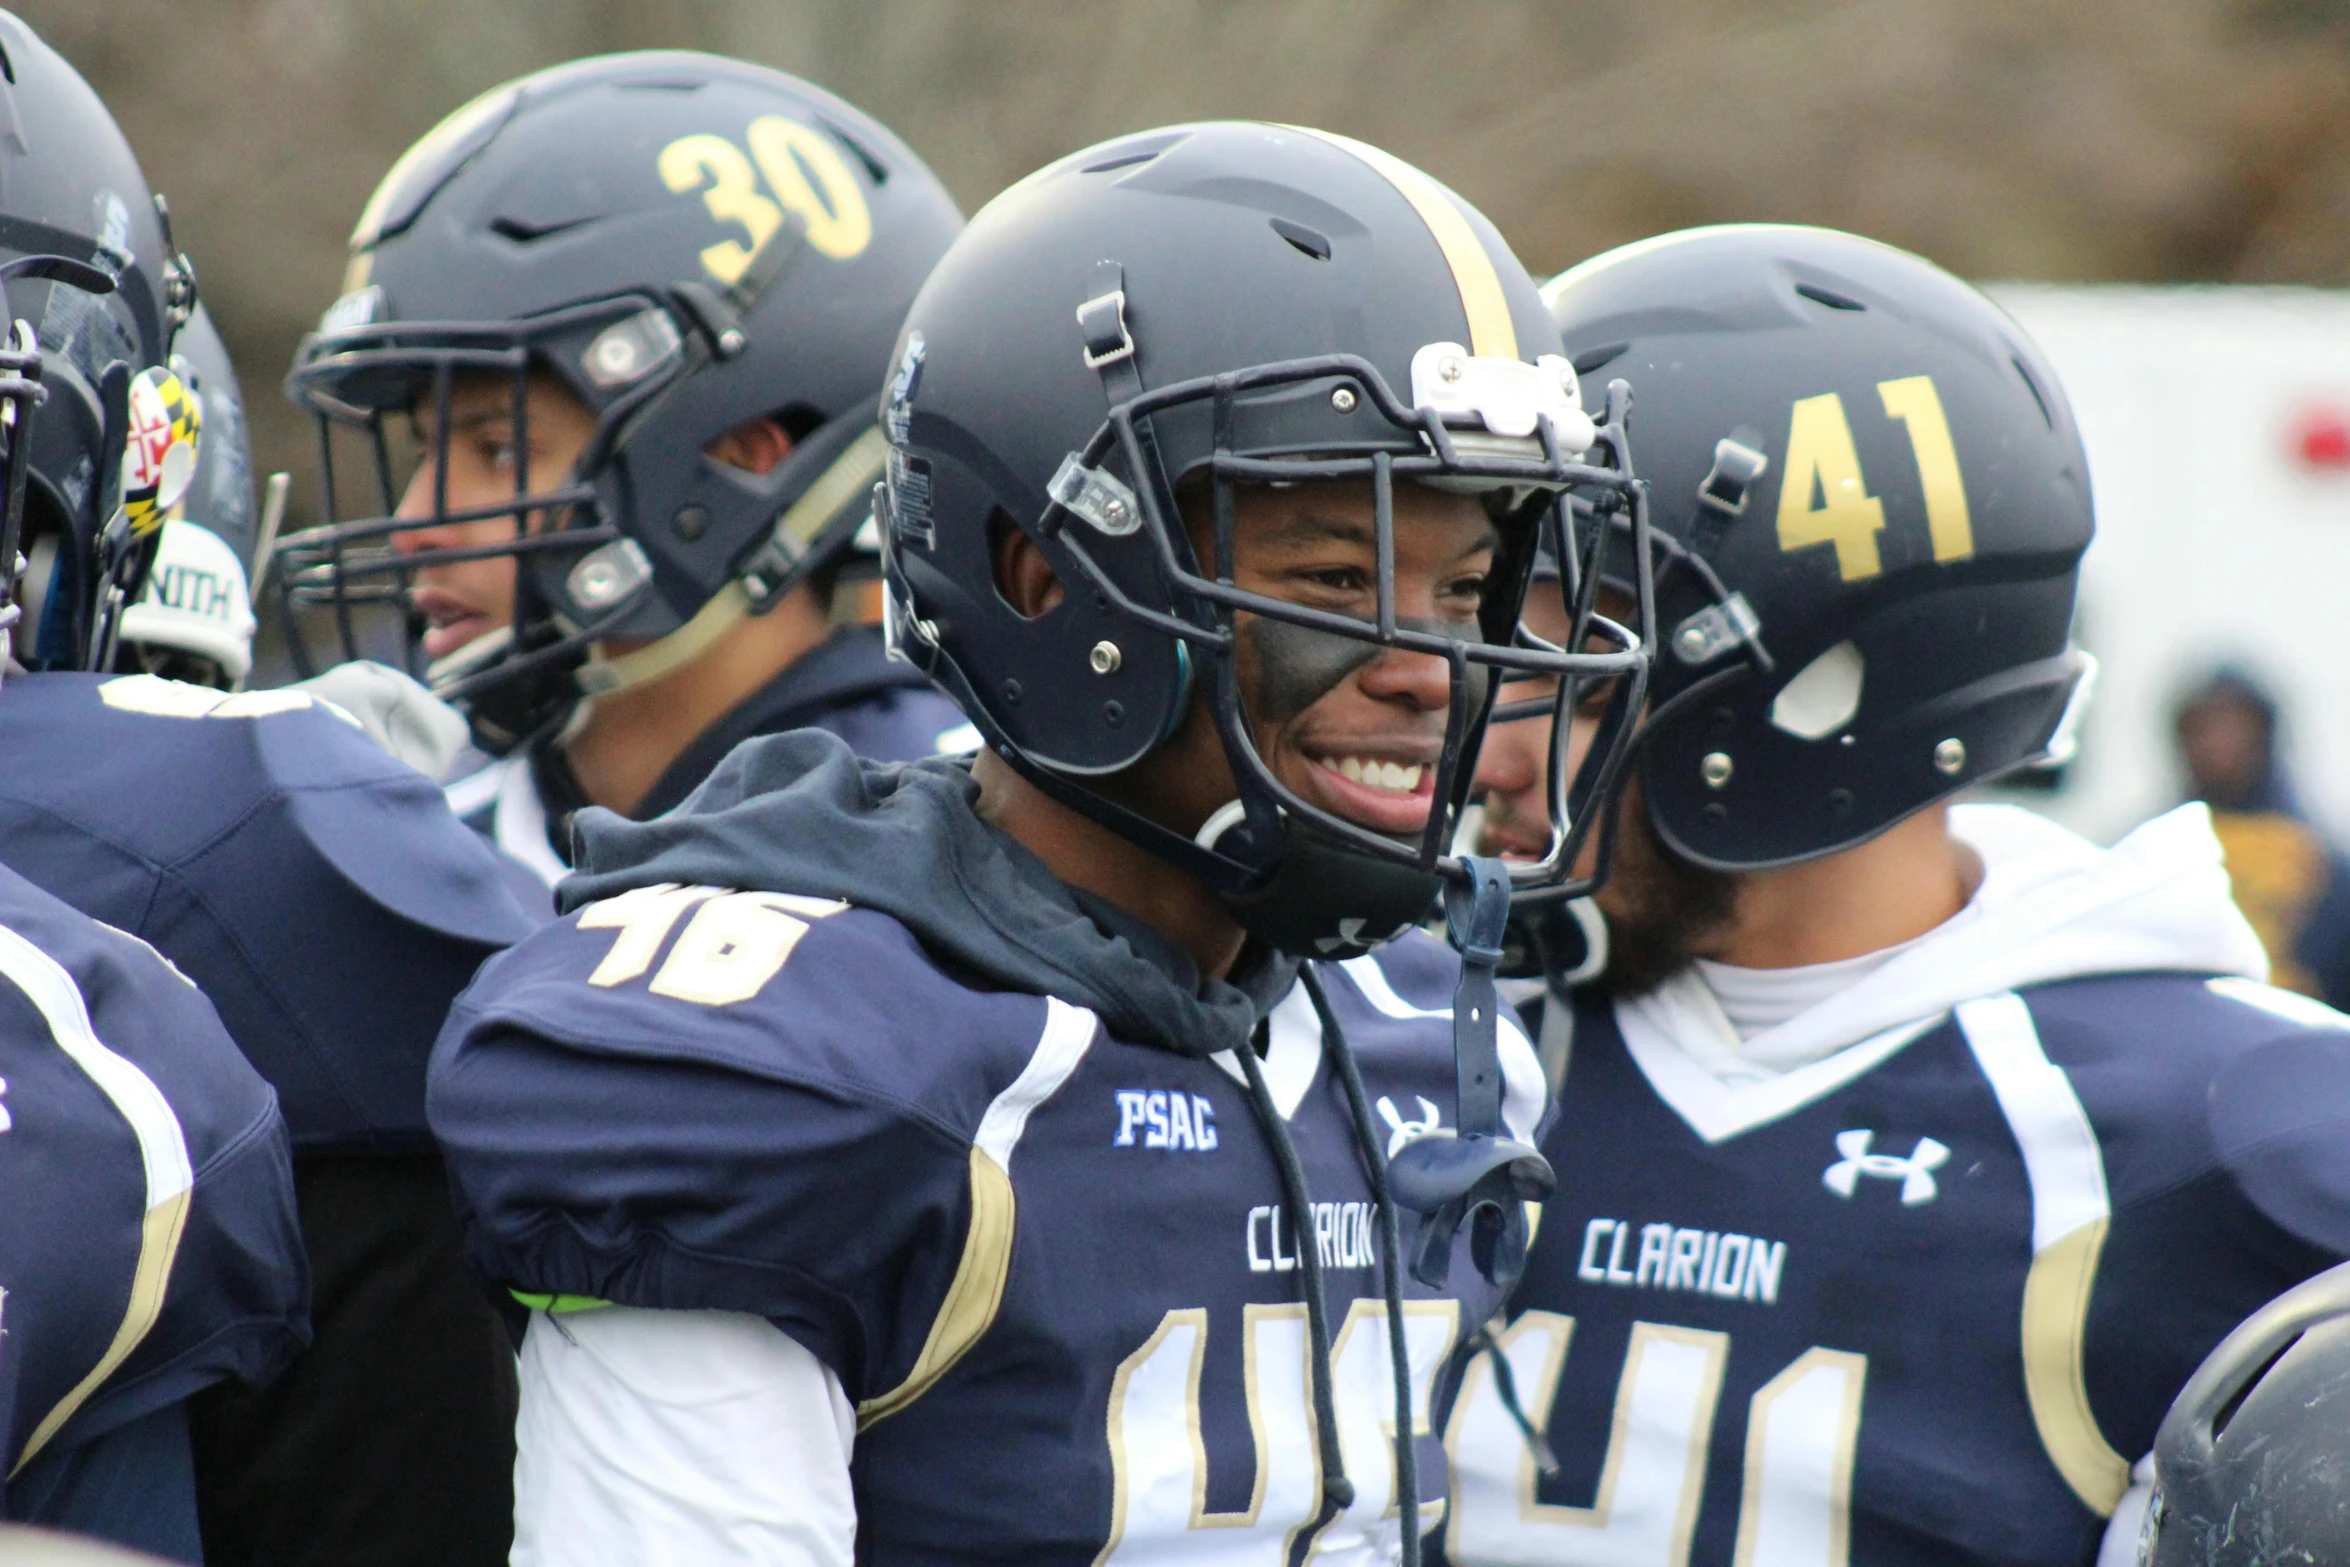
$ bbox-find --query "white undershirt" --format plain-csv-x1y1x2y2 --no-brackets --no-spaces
1692,942,1920,1043
512,1307,856,1567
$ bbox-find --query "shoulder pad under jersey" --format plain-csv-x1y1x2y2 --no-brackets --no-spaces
432,885,1073,1390
2033,971,2350,1255
0,673,540,1150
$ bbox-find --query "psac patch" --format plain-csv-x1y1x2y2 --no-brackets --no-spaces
1113,1088,1218,1151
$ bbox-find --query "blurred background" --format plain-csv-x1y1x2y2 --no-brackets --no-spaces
24,0,2350,858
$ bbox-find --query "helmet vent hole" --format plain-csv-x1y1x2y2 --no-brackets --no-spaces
1794,283,1866,312
490,215,592,244
816,117,890,185
2212,1331,2302,1439
2011,355,2055,430
1081,133,1189,175
0,43,15,84
1570,342,1628,377
1269,219,1332,261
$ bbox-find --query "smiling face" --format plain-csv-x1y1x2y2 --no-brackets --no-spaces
1089,476,1501,845
392,371,600,663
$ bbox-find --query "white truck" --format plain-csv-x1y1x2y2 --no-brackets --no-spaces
1982,284,2350,842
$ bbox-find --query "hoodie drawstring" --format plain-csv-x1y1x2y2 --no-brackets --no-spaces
1234,1032,1356,1524
1303,964,1426,1567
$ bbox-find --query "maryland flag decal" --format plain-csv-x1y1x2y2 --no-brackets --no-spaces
121,364,202,536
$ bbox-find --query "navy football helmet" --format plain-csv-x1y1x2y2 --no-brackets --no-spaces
0,11,199,676
278,52,965,753
1547,225,2093,870
2139,1259,2350,1566
880,121,1652,959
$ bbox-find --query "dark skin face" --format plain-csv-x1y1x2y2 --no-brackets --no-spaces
2177,692,2273,810
985,476,1498,977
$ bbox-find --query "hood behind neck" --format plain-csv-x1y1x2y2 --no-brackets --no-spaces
559,729,1286,1057
1624,802,2269,1073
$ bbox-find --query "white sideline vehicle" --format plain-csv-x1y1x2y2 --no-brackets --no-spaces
1981,284,2350,843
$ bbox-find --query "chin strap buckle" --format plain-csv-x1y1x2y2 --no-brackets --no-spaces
1386,856,1555,1290
1076,260,1144,405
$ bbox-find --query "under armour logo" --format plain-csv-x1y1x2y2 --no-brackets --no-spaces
1377,1094,1442,1158
1821,1129,1948,1206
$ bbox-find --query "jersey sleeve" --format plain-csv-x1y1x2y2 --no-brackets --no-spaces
0,867,306,1469
2045,975,2350,1470
430,890,1055,1399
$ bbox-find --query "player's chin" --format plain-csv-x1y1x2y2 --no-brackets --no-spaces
1478,817,1552,863
419,615,492,661
1288,750,1439,838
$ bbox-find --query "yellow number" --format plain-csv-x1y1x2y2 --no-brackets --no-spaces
1776,393,1887,582
1877,376,1974,564
657,133,782,285
578,884,719,987
577,885,845,1005
649,891,846,1006
659,119,873,283
746,116,873,261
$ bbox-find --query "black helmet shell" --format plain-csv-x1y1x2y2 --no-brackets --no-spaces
1550,224,2093,870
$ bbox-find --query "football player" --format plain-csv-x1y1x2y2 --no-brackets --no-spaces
276,53,974,896
0,16,542,1564
429,121,1653,1561
1447,224,2350,1566
0,32,305,1560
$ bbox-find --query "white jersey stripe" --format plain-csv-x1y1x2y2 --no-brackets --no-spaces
976,997,1099,1170
1957,992,2108,1253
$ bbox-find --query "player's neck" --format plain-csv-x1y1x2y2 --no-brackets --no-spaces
1698,804,1981,970
560,584,833,817
972,748,1249,984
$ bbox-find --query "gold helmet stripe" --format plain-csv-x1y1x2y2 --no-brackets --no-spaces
1285,126,1517,362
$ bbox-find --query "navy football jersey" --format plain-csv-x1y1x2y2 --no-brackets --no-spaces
0,672,540,1153
444,626,975,891
0,859,304,1484
433,889,1543,1561
1442,975,2350,1566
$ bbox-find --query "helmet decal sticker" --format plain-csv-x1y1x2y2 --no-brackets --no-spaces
1776,391,1889,581
658,115,873,285
120,363,201,535
1877,375,1975,562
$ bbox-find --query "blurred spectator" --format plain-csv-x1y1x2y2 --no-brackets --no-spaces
2177,666,2350,1006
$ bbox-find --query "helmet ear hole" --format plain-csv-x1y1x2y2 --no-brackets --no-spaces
988,509,1066,622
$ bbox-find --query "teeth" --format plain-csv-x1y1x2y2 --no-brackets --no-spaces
1326,757,1424,795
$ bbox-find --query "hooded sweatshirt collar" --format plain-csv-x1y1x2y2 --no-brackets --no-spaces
559,729,1295,1058
1613,803,2267,1141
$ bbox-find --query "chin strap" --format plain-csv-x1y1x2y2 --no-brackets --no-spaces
1387,856,1556,1291
573,426,890,699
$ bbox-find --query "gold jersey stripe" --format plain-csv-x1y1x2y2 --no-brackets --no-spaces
1958,991,2132,1517
858,996,1099,1428
1285,126,1517,362
2020,1217,2131,1513
857,1145,1016,1429
16,1191,191,1474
